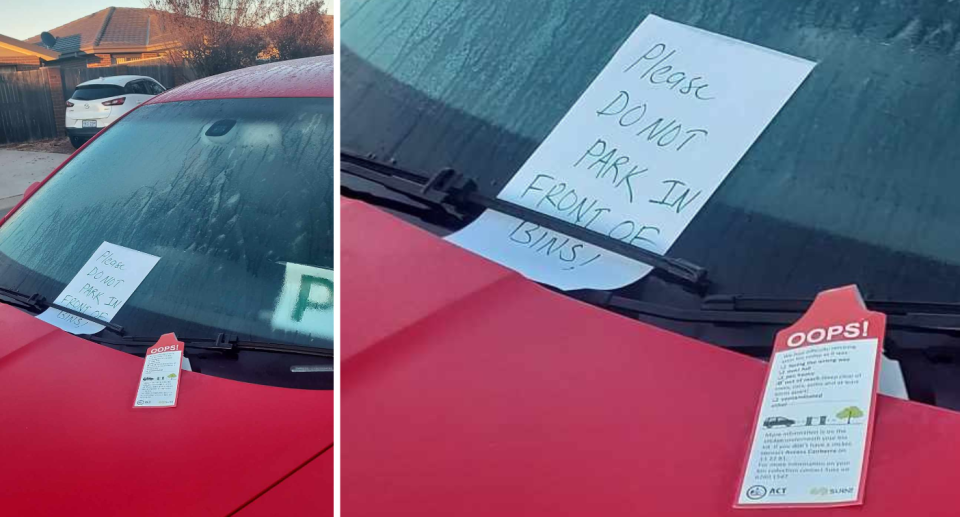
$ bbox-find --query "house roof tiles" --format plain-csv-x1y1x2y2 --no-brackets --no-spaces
26,7,173,54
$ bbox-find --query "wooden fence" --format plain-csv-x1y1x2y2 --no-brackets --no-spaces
0,64,190,145
0,69,59,144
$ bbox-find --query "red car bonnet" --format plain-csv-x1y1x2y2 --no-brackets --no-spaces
0,306,332,515
235,446,334,516
341,197,960,517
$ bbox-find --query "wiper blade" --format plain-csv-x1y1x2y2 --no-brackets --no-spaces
570,289,796,336
341,151,709,291
703,295,960,316
86,332,333,358
0,286,328,357
0,285,124,335
570,289,960,341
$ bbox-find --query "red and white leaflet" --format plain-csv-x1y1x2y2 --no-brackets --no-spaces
735,285,884,508
133,333,184,409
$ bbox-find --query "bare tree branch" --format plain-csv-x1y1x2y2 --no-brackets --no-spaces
150,0,329,78
264,0,331,61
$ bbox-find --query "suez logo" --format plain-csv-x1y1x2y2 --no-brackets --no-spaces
786,320,870,348
810,487,855,497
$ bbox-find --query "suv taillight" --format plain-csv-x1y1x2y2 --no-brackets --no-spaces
102,97,125,106
65,101,74,108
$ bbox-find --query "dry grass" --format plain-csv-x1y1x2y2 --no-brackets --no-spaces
0,138,75,155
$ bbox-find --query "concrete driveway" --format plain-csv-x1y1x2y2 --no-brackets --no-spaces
0,150,68,215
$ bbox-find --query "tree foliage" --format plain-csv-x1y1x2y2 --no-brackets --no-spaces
148,0,330,78
264,0,331,61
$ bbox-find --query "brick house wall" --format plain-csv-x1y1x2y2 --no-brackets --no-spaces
0,55,41,71
58,57,98,69
91,54,112,67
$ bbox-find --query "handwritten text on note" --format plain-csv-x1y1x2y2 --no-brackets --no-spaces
37,241,160,334
447,15,815,290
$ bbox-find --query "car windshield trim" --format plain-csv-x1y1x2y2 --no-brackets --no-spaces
0,285,331,358
344,152,960,344
565,289,960,345
341,151,708,290
84,333,334,358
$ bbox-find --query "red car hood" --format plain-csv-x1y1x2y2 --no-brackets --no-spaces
0,305,332,516
342,197,960,516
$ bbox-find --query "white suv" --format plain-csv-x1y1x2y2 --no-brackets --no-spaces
65,75,167,148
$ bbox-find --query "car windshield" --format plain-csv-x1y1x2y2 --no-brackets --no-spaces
72,85,125,100
342,0,960,304
343,0,960,406
0,97,334,349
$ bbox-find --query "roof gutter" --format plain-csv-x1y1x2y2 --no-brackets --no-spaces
0,34,60,60
84,43,173,53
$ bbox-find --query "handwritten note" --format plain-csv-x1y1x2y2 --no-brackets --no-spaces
447,15,815,290
36,241,160,334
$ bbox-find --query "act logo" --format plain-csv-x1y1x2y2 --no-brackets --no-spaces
746,485,767,500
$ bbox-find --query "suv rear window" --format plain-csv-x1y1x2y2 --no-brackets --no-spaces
71,85,124,101
125,81,147,95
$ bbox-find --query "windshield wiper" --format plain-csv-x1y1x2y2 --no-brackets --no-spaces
701,295,960,317
85,332,333,358
0,285,124,335
0,286,329,358
341,151,709,291
568,289,960,351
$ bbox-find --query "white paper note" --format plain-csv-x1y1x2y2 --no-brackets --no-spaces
36,241,160,334
447,15,815,290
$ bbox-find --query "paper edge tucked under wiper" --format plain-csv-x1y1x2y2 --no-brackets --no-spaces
341,151,709,290
0,286,123,334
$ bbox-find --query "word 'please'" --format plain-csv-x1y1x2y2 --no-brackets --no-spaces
624,43,715,101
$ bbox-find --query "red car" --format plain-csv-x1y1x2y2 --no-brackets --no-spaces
341,0,960,513
0,56,333,516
